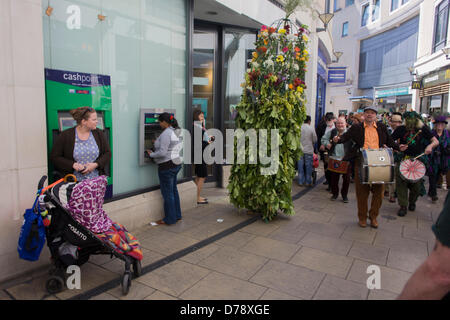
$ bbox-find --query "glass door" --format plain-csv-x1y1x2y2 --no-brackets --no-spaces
193,27,218,180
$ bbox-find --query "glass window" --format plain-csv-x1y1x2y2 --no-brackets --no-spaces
391,0,399,11
334,0,340,12
402,0,409,4
325,0,331,13
342,22,349,37
359,52,367,73
433,0,450,53
346,0,354,7
361,3,370,26
42,0,188,195
223,31,255,131
372,0,380,21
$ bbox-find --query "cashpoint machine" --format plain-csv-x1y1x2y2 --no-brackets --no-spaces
139,108,176,166
44,68,113,198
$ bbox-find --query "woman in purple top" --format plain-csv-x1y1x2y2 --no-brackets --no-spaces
427,114,450,202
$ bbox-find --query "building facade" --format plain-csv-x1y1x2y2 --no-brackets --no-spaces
329,0,424,114
0,0,334,282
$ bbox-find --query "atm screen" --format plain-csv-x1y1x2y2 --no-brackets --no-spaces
58,111,105,131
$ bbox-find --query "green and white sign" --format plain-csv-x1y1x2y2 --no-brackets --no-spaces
375,87,410,98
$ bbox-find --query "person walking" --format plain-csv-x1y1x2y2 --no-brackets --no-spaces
192,109,213,204
386,113,403,203
298,116,317,187
333,106,399,228
317,113,335,190
427,114,450,203
147,113,183,225
50,106,111,182
391,111,439,217
322,117,352,202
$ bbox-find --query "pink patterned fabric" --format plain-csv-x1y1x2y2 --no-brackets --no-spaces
66,176,112,234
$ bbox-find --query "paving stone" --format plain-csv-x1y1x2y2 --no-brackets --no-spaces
179,243,222,265
136,260,210,297
240,220,280,237
347,259,412,294
5,275,48,300
249,260,325,300
267,224,309,244
140,230,199,255
402,226,436,244
289,247,353,279
102,249,165,274
215,231,256,249
367,289,398,300
348,241,389,265
297,221,346,238
144,290,178,300
313,275,368,300
180,272,267,300
373,231,428,256
89,293,118,300
341,225,377,244
240,236,300,262
259,288,303,300
386,249,427,273
198,247,268,280
107,281,156,300
0,290,12,300
299,232,353,255
55,263,119,300
180,220,239,241
294,210,333,223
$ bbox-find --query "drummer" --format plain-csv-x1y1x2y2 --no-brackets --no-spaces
391,111,439,217
322,117,352,202
333,106,399,228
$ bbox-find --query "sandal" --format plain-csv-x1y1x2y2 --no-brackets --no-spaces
197,200,208,204
156,219,166,225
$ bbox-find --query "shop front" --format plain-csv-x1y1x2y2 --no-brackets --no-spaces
374,84,412,113
418,67,450,115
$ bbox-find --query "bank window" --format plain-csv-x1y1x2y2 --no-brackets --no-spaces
372,0,380,21
361,3,370,27
391,0,399,12
342,22,349,37
433,0,450,53
346,0,354,7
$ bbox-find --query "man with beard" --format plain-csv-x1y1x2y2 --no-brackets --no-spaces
391,112,439,217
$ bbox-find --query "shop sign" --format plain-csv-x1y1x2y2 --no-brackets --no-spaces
328,67,346,83
374,87,410,98
423,68,450,88
411,81,422,90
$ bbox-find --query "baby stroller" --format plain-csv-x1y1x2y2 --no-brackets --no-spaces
37,175,142,296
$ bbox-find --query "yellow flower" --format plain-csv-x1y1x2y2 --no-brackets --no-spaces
297,86,303,93
276,55,285,62
300,57,305,61
303,49,309,55
252,52,259,59
279,29,286,34
302,34,308,42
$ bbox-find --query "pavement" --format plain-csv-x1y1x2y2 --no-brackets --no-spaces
0,167,446,300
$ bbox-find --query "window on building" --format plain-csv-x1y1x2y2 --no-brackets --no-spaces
346,0,354,7
334,0,340,12
361,3,370,26
401,0,410,4
342,21,349,37
325,0,331,13
433,0,450,53
359,52,367,73
391,0,399,11
372,0,380,21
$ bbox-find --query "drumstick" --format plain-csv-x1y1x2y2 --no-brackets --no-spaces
413,153,425,160
406,130,422,146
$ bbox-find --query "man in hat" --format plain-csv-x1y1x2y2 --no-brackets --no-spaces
427,114,450,202
333,106,399,228
391,111,439,217
386,113,404,202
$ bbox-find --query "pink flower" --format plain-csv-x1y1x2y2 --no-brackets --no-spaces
282,47,289,53
261,25,268,31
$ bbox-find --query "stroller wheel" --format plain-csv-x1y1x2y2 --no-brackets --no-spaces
133,260,142,278
46,276,64,294
121,272,131,295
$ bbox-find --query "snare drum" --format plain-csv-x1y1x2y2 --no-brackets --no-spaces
360,148,395,184
328,158,350,174
399,159,426,183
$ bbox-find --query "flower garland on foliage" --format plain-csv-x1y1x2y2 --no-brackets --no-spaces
228,22,309,221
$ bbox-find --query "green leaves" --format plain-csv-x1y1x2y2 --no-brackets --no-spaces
228,22,308,221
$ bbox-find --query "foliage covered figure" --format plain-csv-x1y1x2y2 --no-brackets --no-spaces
227,18,309,221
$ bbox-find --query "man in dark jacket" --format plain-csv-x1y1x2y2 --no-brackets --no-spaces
333,106,400,228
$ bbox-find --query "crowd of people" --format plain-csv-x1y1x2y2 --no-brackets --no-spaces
298,107,449,228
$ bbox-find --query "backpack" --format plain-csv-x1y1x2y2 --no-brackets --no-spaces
17,195,46,261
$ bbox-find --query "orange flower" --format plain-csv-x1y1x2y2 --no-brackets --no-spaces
295,47,301,52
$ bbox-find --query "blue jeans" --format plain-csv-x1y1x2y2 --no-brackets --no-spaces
298,153,313,185
158,165,182,224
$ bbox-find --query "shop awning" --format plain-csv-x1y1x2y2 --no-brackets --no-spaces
349,96,373,103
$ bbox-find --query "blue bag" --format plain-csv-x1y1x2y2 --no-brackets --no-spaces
17,196,46,261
